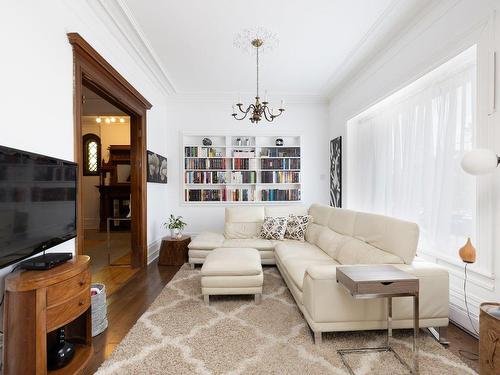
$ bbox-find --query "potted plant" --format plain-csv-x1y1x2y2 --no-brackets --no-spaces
164,214,187,239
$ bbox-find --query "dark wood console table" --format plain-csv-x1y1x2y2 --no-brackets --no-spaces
3,256,92,375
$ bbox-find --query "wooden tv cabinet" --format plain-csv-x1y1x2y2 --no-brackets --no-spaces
3,255,92,375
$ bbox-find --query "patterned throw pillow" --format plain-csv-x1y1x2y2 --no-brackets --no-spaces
285,214,312,241
260,216,288,240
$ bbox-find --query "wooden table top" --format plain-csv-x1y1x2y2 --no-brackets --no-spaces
162,235,191,242
336,265,419,298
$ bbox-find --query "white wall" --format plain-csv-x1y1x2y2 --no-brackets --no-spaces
82,117,131,230
162,98,330,235
328,0,500,333
0,0,169,299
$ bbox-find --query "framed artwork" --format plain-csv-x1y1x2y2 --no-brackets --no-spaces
329,136,342,207
147,150,168,183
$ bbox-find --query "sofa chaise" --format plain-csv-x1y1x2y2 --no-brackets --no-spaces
188,204,449,343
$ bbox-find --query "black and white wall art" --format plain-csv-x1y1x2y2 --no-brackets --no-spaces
147,150,168,183
329,136,342,207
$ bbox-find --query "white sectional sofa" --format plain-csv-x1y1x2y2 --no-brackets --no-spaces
188,204,449,343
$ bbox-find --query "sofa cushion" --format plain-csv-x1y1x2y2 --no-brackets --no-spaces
335,238,404,265
222,238,274,250
224,207,264,239
265,205,308,217
327,208,357,236
305,223,323,244
282,257,336,290
316,227,349,259
224,222,262,239
353,212,419,264
285,214,312,241
274,241,331,262
260,216,288,240
188,232,225,250
308,204,331,225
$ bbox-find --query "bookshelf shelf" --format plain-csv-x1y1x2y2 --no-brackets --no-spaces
182,134,301,204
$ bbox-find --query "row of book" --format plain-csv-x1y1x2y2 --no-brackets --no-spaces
261,147,300,158
184,171,257,184
185,188,254,202
260,158,300,170
184,158,228,170
185,189,222,202
184,146,222,158
224,188,254,202
261,189,301,201
184,188,301,202
232,158,258,170
260,171,300,183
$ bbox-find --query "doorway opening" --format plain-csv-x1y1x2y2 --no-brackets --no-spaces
69,33,151,295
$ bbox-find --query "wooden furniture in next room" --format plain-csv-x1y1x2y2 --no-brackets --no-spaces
480,302,500,375
158,235,191,266
98,145,131,231
336,265,420,375
3,256,92,375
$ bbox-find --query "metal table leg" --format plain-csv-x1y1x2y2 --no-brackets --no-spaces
387,297,392,347
413,293,419,374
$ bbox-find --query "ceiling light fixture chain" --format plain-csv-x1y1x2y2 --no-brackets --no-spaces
232,29,284,124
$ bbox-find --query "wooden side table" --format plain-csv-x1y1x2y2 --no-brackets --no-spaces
336,265,420,374
158,235,191,266
480,302,500,374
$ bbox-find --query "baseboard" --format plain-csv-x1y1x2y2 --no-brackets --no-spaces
449,303,479,339
147,239,162,264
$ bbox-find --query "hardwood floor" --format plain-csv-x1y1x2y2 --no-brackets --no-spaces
83,261,479,374
83,261,181,374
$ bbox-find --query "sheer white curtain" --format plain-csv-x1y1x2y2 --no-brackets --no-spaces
347,47,476,262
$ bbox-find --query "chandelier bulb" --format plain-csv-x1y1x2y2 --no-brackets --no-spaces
95,117,102,123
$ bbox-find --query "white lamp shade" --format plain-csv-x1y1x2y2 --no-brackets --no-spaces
461,149,499,175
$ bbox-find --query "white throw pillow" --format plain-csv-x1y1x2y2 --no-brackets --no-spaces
260,216,288,240
285,214,312,241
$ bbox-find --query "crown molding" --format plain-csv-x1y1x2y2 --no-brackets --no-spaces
95,0,177,96
323,0,438,100
166,91,328,105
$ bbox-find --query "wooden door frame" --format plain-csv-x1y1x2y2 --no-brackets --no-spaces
68,33,151,268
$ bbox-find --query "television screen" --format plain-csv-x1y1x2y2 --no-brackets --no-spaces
0,146,77,268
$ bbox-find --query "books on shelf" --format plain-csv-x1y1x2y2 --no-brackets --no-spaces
260,158,300,170
185,146,222,158
185,158,228,170
261,147,300,157
184,171,256,184
232,158,257,170
185,189,221,202
223,188,254,202
261,189,301,202
260,171,300,183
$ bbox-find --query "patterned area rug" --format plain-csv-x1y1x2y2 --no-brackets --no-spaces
96,265,476,375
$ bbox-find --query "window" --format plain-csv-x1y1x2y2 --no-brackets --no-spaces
347,46,477,265
83,133,101,176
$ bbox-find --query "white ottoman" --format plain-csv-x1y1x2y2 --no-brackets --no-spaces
201,247,263,305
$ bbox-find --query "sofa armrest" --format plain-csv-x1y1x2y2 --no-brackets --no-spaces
188,232,225,250
305,264,338,280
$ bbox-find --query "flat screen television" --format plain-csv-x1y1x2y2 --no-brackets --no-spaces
0,145,77,268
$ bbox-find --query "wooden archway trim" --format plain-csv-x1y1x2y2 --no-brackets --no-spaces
68,32,150,268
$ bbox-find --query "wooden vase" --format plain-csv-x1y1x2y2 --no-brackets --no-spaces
459,237,476,264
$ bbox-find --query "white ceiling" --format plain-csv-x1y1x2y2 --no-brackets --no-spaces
122,0,430,98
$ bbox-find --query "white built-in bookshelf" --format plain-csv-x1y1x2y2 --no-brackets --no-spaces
182,134,301,204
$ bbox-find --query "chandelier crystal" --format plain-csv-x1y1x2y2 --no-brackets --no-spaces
232,30,285,124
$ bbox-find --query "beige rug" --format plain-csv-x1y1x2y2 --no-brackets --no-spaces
96,265,476,375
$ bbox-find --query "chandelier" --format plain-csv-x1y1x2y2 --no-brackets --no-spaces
232,32,285,124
